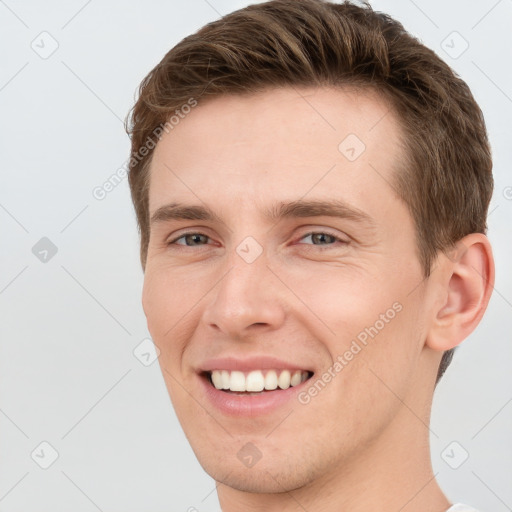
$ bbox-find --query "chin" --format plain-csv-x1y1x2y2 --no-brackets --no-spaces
190,437,332,495
203,459,316,494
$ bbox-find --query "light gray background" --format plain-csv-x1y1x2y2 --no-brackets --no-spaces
1,1,511,511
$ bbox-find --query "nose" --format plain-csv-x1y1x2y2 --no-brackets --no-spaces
201,246,287,339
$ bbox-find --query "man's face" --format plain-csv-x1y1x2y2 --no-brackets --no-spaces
142,87,438,492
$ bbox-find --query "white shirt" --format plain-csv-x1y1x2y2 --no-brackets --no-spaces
447,504,479,512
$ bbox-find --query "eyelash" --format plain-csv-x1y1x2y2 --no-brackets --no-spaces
166,230,349,250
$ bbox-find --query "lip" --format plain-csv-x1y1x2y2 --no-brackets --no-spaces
196,356,315,417
198,355,313,373
198,372,312,417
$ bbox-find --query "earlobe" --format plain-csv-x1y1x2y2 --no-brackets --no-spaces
425,233,495,352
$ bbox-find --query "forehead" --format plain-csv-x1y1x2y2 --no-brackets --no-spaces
148,86,405,220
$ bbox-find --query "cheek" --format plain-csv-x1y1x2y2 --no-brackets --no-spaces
285,263,400,338
296,265,421,391
308,306,421,450
142,266,193,360
143,261,201,326
331,295,422,422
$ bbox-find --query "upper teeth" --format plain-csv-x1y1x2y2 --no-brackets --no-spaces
210,369,309,392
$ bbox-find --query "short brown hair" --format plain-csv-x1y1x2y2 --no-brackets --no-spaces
125,0,493,382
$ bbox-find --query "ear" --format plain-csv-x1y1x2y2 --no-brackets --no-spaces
425,233,495,352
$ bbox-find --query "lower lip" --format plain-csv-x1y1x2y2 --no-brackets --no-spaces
198,374,312,417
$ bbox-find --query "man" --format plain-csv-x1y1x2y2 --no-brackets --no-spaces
125,1,494,510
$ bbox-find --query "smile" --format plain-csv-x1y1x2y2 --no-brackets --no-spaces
197,356,315,415
208,369,311,393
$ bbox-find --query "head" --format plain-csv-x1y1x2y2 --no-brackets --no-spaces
125,0,494,499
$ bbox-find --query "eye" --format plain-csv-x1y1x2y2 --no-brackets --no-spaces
297,231,349,249
166,230,349,250
167,232,212,247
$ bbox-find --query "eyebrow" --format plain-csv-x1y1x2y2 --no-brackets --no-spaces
150,199,375,228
